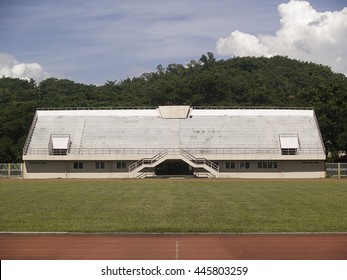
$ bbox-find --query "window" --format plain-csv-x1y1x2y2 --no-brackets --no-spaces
73,162,83,170
281,148,297,155
225,162,236,169
240,162,250,169
116,161,126,169
257,161,278,169
95,162,105,169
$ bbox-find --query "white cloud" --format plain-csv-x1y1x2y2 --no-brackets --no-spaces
217,30,271,57
216,0,347,75
0,53,48,81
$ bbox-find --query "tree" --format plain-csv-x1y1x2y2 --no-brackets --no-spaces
1,55,347,161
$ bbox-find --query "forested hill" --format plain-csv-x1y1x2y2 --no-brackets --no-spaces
1,55,346,162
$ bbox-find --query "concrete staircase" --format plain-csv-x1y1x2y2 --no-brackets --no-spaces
180,149,219,178
129,150,168,174
129,149,219,178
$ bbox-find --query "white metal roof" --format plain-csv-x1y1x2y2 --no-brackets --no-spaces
25,107,325,157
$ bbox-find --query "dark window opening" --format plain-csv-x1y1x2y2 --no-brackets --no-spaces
257,161,278,169
225,162,236,169
95,162,105,169
240,161,250,169
116,161,126,169
73,162,83,170
281,148,297,155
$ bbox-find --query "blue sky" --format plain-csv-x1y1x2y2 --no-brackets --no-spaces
0,0,346,85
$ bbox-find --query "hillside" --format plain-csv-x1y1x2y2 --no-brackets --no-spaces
0,55,346,162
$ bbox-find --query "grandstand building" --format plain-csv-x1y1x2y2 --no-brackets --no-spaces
22,106,326,179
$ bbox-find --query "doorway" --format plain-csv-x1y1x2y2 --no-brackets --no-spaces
155,160,192,176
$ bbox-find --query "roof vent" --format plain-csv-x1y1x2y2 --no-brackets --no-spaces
49,134,71,155
279,134,299,155
158,106,191,119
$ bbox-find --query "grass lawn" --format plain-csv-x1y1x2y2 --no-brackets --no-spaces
0,179,346,233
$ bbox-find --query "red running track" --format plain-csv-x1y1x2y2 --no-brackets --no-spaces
0,233,346,260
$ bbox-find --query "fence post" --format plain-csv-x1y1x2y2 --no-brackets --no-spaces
337,162,341,179
8,163,11,178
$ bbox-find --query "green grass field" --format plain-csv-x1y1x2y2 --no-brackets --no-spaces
0,179,346,233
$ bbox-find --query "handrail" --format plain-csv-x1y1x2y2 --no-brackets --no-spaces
194,171,215,178
313,110,326,154
37,106,313,111
38,107,157,111
24,147,326,156
193,106,313,110
181,149,219,172
128,149,167,172
23,112,38,155
134,171,155,179
128,149,219,176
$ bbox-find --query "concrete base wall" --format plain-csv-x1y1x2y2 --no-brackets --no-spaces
23,160,326,179
23,161,133,179
216,171,325,179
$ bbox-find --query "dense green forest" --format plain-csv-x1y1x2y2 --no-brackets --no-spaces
1,55,346,162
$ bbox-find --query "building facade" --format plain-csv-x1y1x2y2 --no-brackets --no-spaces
22,106,326,179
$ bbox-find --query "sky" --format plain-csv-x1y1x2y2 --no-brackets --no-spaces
0,0,346,85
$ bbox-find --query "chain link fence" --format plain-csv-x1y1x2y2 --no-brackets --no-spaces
325,163,347,178
0,163,22,178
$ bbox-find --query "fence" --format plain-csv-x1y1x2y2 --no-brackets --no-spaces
0,163,22,178
325,163,347,178
1,162,346,178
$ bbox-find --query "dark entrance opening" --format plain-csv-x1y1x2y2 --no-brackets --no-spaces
155,160,192,176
